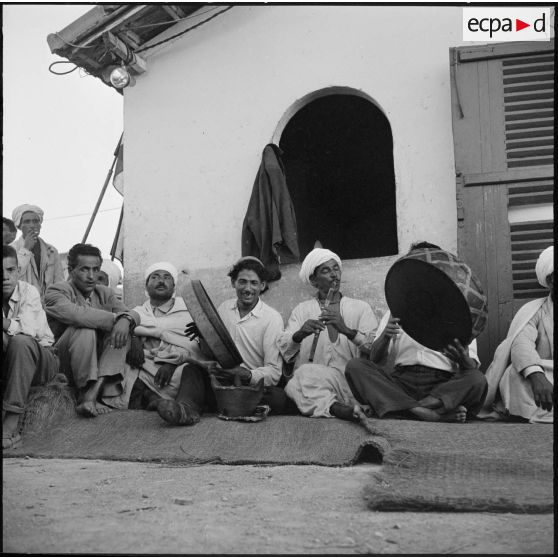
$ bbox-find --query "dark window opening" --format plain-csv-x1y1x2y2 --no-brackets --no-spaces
279,94,398,260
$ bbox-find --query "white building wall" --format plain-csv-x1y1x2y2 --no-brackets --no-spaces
122,6,469,305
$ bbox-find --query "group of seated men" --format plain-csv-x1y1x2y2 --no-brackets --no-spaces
3,204,554,450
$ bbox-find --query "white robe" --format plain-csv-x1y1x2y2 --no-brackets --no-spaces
103,297,204,409
278,296,377,417
479,296,553,423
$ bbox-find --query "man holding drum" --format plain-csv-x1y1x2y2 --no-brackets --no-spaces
346,243,487,423
156,256,284,426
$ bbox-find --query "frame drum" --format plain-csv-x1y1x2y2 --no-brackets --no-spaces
384,247,487,350
181,279,243,369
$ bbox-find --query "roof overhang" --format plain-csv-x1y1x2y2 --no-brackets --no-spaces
47,4,204,89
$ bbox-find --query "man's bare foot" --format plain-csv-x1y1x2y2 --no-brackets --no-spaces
410,405,467,423
76,401,98,417
437,405,467,423
95,402,112,415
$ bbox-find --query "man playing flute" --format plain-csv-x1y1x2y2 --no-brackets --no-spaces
278,248,378,420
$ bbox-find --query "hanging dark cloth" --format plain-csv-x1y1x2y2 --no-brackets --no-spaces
241,144,299,281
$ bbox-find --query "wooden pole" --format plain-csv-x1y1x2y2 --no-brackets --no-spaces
110,205,124,262
82,134,123,243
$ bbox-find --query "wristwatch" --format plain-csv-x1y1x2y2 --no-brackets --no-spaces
116,313,135,329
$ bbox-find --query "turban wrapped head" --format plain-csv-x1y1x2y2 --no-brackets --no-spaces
298,248,342,284
535,246,553,288
144,262,178,285
12,204,44,229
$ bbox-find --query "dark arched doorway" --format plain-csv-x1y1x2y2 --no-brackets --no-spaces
279,93,398,259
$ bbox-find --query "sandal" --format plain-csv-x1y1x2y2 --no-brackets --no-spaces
156,399,200,426
2,432,22,450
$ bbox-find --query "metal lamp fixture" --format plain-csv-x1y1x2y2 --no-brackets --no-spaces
109,65,135,89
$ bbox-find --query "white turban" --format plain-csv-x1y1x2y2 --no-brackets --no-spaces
12,204,44,228
535,246,553,288
298,248,342,284
144,261,178,284
101,259,122,289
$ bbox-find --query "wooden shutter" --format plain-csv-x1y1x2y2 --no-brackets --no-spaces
450,40,554,370
503,53,554,168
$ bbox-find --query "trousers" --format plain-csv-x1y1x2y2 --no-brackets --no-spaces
345,358,487,417
55,326,127,397
3,334,59,414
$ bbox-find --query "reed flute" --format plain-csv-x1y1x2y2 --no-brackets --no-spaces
308,286,335,362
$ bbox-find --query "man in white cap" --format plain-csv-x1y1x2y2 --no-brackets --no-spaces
102,261,208,410
278,248,378,421
157,256,285,426
11,204,64,302
44,243,140,417
479,245,553,423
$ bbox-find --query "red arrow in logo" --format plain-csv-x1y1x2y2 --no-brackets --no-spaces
516,19,530,31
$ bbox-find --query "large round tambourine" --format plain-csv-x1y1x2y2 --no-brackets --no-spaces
384,248,488,351
181,279,243,369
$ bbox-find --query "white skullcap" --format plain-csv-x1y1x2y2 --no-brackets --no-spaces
235,256,265,267
12,204,44,228
144,262,178,284
298,248,342,284
101,259,122,289
535,246,553,288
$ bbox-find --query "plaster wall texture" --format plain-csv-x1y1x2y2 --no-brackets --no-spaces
121,6,468,307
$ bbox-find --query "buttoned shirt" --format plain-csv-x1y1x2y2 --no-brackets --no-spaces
376,311,480,371
217,298,284,386
4,280,54,347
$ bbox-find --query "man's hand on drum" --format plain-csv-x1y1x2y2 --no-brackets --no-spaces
442,338,477,370
185,321,216,359
185,321,200,341
382,316,401,340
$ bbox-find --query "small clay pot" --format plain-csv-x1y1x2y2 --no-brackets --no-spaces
211,374,264,418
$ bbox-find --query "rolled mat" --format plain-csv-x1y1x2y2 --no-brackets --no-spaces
362,420,553,513
5,411,387,467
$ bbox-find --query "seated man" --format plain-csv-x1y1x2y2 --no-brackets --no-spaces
479,246,553,423
3,217,17,245
278,248,378,421
345,243,487,423
3,245,59,449
11,204,64,302
103,262,206,410
157,257,284,426
44,243,139,418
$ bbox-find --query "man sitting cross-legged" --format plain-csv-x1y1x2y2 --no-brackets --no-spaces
44,243,140,418
102,262,209,410
479,245,553,423
278,248,378,421
3,245,59,449
345,243,487,423
156,257,284,426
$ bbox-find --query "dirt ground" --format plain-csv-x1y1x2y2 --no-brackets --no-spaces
2,457,553,555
